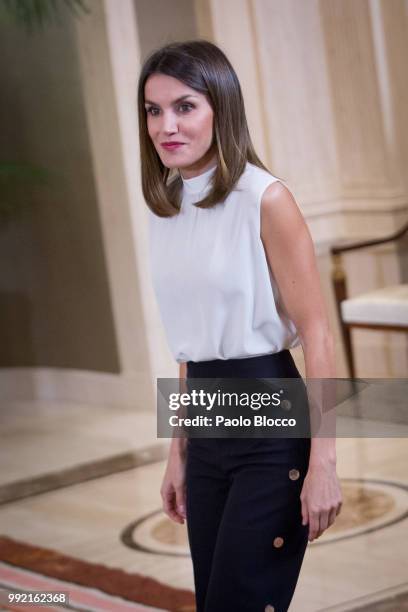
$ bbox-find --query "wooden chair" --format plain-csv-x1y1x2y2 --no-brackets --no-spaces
330,221,408,378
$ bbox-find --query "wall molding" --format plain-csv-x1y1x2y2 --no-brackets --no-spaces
0,368,154,409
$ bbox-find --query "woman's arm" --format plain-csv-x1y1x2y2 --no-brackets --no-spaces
260,180,342,541
160,361,188,524
169,362,188,458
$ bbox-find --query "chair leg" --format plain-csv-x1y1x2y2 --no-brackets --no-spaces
341,322,356,378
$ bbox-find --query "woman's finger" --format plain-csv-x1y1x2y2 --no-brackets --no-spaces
328,506,337,528
301,497,309,528
175,484,187,518
308,510,320,541
163,491,184,524
317,509,329,538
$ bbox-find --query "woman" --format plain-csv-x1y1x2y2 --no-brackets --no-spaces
138,40,342,612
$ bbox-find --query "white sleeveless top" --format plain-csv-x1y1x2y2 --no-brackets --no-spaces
148,161,300,363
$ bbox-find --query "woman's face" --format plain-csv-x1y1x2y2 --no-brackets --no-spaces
144,73,217,177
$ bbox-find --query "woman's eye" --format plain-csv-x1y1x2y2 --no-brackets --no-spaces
145,104,193,116
178,103,193,112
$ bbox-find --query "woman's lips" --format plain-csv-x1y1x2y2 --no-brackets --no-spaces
161,143,185,150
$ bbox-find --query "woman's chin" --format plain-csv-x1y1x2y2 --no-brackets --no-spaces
158,155,183,170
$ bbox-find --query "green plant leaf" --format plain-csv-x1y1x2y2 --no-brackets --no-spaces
0,0,90,31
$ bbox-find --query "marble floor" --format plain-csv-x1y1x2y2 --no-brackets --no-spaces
0,406,407,611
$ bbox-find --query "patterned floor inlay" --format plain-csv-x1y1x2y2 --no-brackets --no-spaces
0,444,168,506
122,478,408,555
0,535,195,612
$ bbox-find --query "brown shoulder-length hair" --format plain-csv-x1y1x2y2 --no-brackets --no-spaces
138,39,276,217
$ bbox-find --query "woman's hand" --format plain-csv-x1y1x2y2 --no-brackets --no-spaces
300,459,342,542
160,441,187,524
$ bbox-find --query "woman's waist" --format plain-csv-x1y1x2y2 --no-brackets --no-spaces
186,349,299,379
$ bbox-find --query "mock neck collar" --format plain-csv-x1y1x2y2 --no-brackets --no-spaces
180,164,217,195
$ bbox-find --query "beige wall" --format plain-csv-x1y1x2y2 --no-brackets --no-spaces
0,9,119,372
135,0,197,57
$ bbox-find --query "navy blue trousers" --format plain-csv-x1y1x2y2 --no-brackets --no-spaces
185,350,311,612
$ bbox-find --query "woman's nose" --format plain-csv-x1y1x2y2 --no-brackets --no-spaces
161,111,178,134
